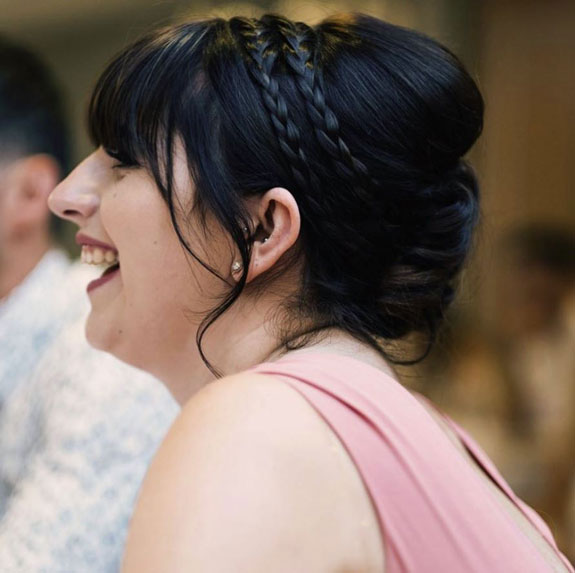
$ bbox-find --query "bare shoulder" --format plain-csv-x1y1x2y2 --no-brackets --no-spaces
174,370,336,448
156,371,339,469
122,371,384,572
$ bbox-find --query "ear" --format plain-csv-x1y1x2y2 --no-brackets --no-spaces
3,154,60,238
242,187,301,283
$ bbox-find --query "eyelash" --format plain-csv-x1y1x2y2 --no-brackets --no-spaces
105,148,138,170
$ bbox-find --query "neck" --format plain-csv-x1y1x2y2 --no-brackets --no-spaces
0,234,52,300
156,297,397,406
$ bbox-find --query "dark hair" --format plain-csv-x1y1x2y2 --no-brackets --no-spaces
89,12,484,375
0,36,70,237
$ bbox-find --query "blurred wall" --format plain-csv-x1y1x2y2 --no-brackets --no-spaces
472,0,575,325
479,0,575,228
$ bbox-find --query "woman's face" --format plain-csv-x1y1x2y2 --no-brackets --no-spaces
48,147,230,378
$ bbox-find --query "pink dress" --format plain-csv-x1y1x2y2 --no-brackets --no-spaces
248,351,574,572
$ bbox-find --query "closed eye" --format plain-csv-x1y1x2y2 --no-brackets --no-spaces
104,147,139,169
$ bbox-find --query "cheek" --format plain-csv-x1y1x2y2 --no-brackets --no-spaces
101,181,165,242
102,181,177,266
100,182,216,317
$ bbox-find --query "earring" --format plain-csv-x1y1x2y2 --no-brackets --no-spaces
231,237,268,274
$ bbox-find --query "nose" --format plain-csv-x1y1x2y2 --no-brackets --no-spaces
48,154,100,226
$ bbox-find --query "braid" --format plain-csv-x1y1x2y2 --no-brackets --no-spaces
230,15,377,202
228,16,318,193
275,18,377,196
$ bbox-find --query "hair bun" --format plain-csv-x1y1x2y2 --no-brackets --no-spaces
375,157,481,360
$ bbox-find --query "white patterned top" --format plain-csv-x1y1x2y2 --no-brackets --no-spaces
0,250,178,572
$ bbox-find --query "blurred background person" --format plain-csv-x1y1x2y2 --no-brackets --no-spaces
495,226,575,556
0,37,177,572
419,224,575,559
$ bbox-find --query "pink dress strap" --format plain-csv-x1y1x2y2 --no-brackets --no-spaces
247,351,574,573
413,393,570,562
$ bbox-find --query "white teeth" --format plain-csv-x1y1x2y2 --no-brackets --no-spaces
81,245,118,266
93,248,104,264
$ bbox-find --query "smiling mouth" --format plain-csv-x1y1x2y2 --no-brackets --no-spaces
81,245,121,292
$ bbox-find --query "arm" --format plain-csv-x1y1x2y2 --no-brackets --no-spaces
122,373,360,573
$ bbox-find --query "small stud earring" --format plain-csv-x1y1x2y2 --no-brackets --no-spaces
262,236,269,243
231,261,242,273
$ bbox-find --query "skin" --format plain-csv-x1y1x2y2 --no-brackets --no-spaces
48,145,389,571
50,146,321,399
0,154,59,300
48,146,570,572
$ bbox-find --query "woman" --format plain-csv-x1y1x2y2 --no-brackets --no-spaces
49,12,573,572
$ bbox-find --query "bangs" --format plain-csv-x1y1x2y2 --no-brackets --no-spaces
88,21,214,174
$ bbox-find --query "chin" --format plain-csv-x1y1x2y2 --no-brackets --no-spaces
85,315,156,378
84,316,118,357
84,314,125,359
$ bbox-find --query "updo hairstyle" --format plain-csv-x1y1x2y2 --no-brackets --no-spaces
89,12,484,374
